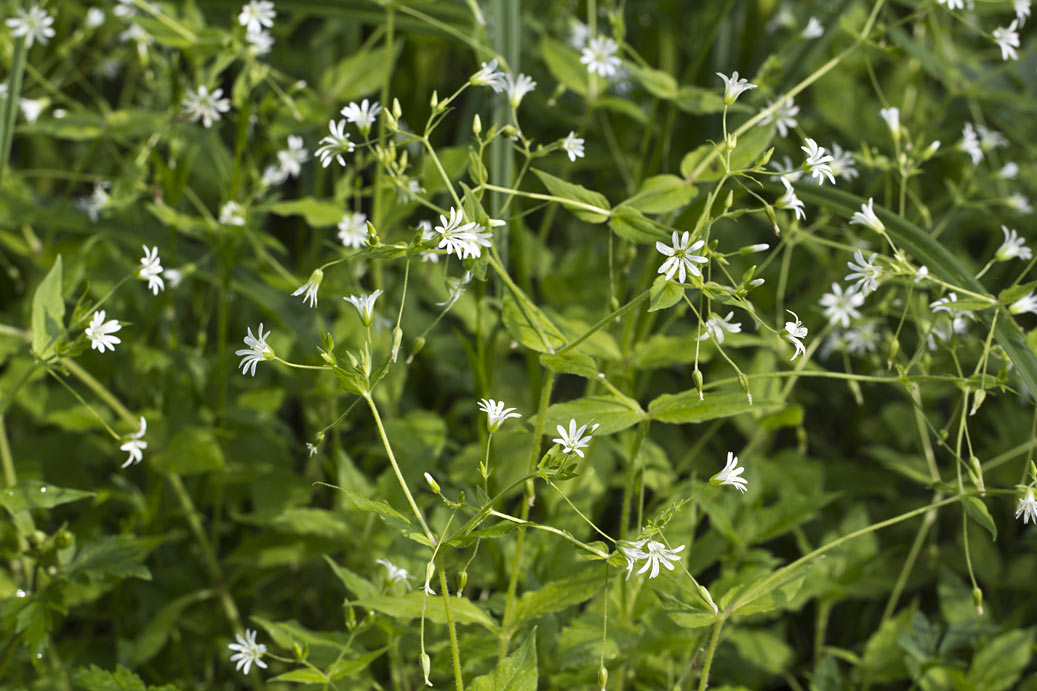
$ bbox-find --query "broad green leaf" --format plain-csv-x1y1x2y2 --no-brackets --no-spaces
967,629,1034,691
545,395,645,436
268,198,345,227
513,569,603,626
31,255,64,358
322,44,397,102
540,351,598,379
610,205,669,243
152,426,225,475
674,85,727,114
470,627,537,691
501,293,565,354
270,508,353,539
728,628,794,675
73,664,178,691
318,482,432,547
269,668,329,683
352,592,499,633
648,276,686,312
962,496,997,541
327,648,388,680
0,480,92,513
861,605,915,684
626,174,697,214
648,391,758,424
532,168,610,223
253,617,347,652
625,63,678,100
540,38,588,96
130,593,202,666
323,556,378,600
724,568,807,617
66,536,157,582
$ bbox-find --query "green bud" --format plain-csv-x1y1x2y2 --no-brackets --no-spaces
412,336,426,356
598,665,608,689
693,369,704,400
391,326,403,363
472,113,482,136
424,472,441,494
969,456,985,493
739,374,752,405
972,586,983,615
969,389,986,416
457,570,468,596
420,652,432,686
430,90,439,110
54,530,72,549
393,97,402,119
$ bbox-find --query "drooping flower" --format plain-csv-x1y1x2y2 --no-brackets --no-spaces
716,71,757,105
784,310,808,361
561,131,585,162
228,628,268,676
1017,0,1032,25
236,323,273,376
849,198,885,234
138,245,165,295
995,226,1032,262
119,417,147,468
775,177,806,220
993,20,1021,61
617,539,648,580
182,86,231,129
75,183,110,222
291,269,323,308
341,99,382,136
477,398,522,433
275,135,308,179
820,283,865,328
845,249,882,296
698,311,742,343
656,231,708,284
878,106,900,140
580,36,621,77
315,119,354,168
635,541,685,579
1010,292,1037,315
800,138,836,185
85,311,122,353
344,290,384,326
376,558,411,585
1016,488,1037,524
238,1,276,35
6,4,55,48
552,418,599,458
761,97,799,138
337,212,368,249
710,451,748,493
470,58,508,92
505,73,537,108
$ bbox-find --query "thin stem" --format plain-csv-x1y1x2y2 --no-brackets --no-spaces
479,183,611,218
697,617,725,691
436,553,465,691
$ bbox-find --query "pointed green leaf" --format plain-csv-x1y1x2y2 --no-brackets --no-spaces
648,391,761,424
470,627,538,691
532,168,610,223
31,255,64,358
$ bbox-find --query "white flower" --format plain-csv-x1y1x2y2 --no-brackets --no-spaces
580,36,621,78
138,245,165,295
775,177,806,221
1017,488,1037,524
341,99,382,136
800,138,836,185
710,451,747,492
961,123,983,164
306,442,318,457
261,164,288,187
1007,194,1033,215
75,183,110,222
635,540,685,579
86,7,106,29
291,269,323,308
879,107,900,139
337,212,368,249
561,131,585,162
716,71,756,105
617,539,648,580
275,135,308,179
182,86,231,129
845,322,880,356
914,265,929,283
119,417,147,469
238,1,275,34
1010,293,1037,315
937,0,964,9
470,58,508,92
113,0,136,18
245,28,274,55
993,20,1020,61
119,22,151,47
85,310,122,353
6,4,55,48
762,97,799,138
829,143,858,180
698,311,742,343
505,73,537,108
423,581,436,596
315,119,354,168
228,628,268,676
784,310,808,361
849,198,885,233
437,272,473,308
845,249,882,296
236,323,273,376
801,16,824,39
434,208,491,260
656,231,708,284
977,125,1008,150
376,558,410,584
996,226,1032,261
552,418,598,458
1017,0,1032,25
999,162,1020,179
477,398,522,432
344,290,383,326
19,98,45,124
820,283,865,328
220,201,246,226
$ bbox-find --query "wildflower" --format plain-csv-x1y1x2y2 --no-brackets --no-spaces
800,138,836,185
775,177,806,221
845,322,880,355
275,135,308,179
344,290,384,326
1010,293,1037,315
114,0,136,18
710,451,748,492
376,558,410,584
341,99,382,136
879,107,900,140
228,629,268,676
801,16,824,39
829,142,858,180
999,162,1020,179
19,98,45,124
1017,0,1032,25
182,86,231,129
315,119,354,168
1017,488,1037,524
505,73,537,108
580,36,621,78
75,183,110,222
656,231,708,284
238,1,275,35
698,311,742,343
220,201,246,226
716,71,757,105
561,131,585,162
635,541,685,579
762,97,799,138
552,418,599,458
437,272,473,308
119,22,151,48
470,58,508,92
85,311,122,353
930,293,974,338
914,265,929,283
138,245,165,295
937,0,964,9
119,417,147,468
996,226,1032,262
845,249,882,296
236,323,273,376
978,125,1008,150
784,310,808,361
569,18,590,48
306,442,318,457
85,7,106,29
961,123,983,164
6,4,55,48
261,164,288,187
291,268,323,308
993,20,1020,61
434,208,491,260
337,212,368,249
477,398,522,432
1007,194,1033,214
617,539,648,580
820,283,864,328
849,198,885,234
245,28,274,55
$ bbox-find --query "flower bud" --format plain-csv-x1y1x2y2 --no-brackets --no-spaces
740,243,769,255
472,113,482,136
430,90,439,110
598,665,608,689
693,369,704,400
420,652,433,687
393,97,402,119
424,472,441,493
972,586,984,615
391,326,403,363
739,374,752,405
456,570,468,596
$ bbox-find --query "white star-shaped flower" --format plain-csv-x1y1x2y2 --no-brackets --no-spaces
220,201,246,226
996,226,1032,262
800,138,836,185
775,177,806,221
829,142,859,181
710,451,748,493
635,540,685,579
849,198,885,234
275,135,308,179
505,73,537,108
341,99,382,136
1010,293,1037,315
698,311,742,343
228,628,268,676
238,1,275,35
552,418,598,458
993,20,1020,61
85,310,122,353
344,290,383,326
820,282,864,328
656,231,708,284
376,558,411,584
716,71,756,105
236,323,273,376
315,119,354,168
138,245,165,295
961,123,983,164
762,97,799,138
477,398,522,433
1016,488,1037,524
291,269,323,308
470,58,508,92
784,310,808,361
561,131,585,162
580,36,621,78
6,4,55,48
182,86,231,129
801,16,824,39
119,417,147,469
338,212,368,248
617,539,648,580
845,249,882,296
879,107,900,140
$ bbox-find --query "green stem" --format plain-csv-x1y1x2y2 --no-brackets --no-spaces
0,361,41,418
479,183,611,218
436,554,465,691
556,290,650,355
697,617,725,691
0,37,27,181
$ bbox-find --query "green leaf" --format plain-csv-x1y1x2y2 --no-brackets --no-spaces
532,168,610,223
724,567,807,617
317,482,432,547
545,395,645,436
609,206,669,244
31,255,64,358
501,293,565,354
267,198,345,228
861,605,915,684
269,668,329,684
540,38,588,96
322,44,397,102
648,391,758,424
962,496,997,541
540,351,598,379
323,556,378,600
626,63,678,100
252,617,346,652
352,592,499,633
73,664,178,691
512,569,603,626
674,85,727,114
66,536,157,583
626,174,697,214
648,276,686,312
130,593,200,666
728,628,794,675
967,629,1035,691
0,479,93,513
152,426,225,475
470,627,538,691
327,648,388,680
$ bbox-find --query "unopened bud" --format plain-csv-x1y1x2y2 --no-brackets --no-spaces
740,243,769,255
420,652,432,686
972,586,983,615
598,665,608,689
748,278,765,288
457,570,468,596
693,369,704,401
472,113,482,136
969,389,986,415
391,326,403,363
424,472,441,493
969,456,985,493
924,140,941,159
393,97,402,119
739,374,752,405
430,90,439,110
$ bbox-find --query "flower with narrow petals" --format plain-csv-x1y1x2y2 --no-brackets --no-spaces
1007,194,1033,214
846,322,880,356
761,97,799,138
376,558,410,584
275,135,308,179
829,143,858,180
341,99,382,136
801,16,824,39
6,5,55,48
1017,0,1032,25
315,119,354,168
711,451,748,492
470,58,508,92
617,539,648,580
182,86,231,129
119,417,147,469
561,131,585,162
138,245,165,295
337,212,368,249
698,311,742,343
635,541,685,579
220,201,246,226
85,310,122,353
775,177,806,221
552,418,599,458
656,231,708,284
914,265,929,283
291,268,323,308
820,283,864,328
306,442,318,457
238,1,275,35
477,398,522,432
961,123,983,164
784,310,808,361
800,138,836,185
344,290,383,326
845,249,882,296
1010,293,1037,315
580,36,621,77
879,107,900,140
505,73,537,108
245,28,274,55
716,71,757,105
75,183,110,223
434,208,491,259
996,226,1031,262
993,20,1020,61
1017,488,1037,524
850,198,885,234
228,629,268,676
236,323,273,376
